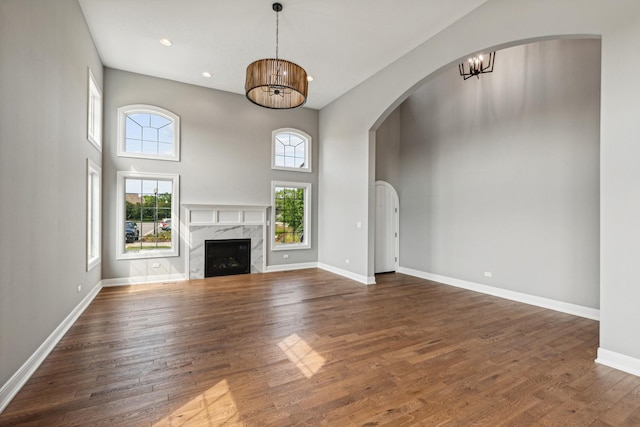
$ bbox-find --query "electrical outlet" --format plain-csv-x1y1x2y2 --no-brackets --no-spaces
345,259,350,264
356,221,362,229
152,262,160,268
283,254,290,259
484,271,492,278
77,285,82,293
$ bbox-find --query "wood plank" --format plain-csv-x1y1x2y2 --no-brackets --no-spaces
1,269,639,426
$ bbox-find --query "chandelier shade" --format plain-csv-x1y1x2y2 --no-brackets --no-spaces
244,2,308,109
245,58,308,109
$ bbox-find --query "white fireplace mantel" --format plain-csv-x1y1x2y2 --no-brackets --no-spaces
182,204,270,279
182,204,270,227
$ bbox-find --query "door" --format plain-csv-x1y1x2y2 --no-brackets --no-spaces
375,181,399,273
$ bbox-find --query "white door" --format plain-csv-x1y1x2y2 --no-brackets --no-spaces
375,181,399,273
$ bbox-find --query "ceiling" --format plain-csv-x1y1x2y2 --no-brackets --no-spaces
78,0,487,110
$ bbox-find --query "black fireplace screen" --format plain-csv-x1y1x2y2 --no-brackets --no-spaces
204,239,251,277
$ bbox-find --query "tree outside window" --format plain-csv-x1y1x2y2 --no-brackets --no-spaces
272,181,311,250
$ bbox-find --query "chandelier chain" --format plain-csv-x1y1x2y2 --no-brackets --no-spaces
275,8,279,60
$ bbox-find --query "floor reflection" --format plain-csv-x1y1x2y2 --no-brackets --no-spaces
154,379,238,426
278,333,325,378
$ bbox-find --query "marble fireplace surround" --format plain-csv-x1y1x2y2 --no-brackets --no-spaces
183,204,269,279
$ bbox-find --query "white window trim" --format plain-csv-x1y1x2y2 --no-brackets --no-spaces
87,159,101,271
271,128,312,173
271,180,311,251
117,104,181,162
116,171,180,260
87,69,102,151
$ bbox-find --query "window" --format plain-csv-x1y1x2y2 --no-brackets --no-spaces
116,172,179,259
272,128,311,172
271,181,311,250
87,69,102,150
117,105,180,161
87,159,101,270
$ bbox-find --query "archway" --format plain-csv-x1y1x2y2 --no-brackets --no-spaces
370,39,601,313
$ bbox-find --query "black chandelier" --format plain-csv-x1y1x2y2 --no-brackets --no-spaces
245,3,308,109
458,52,496,80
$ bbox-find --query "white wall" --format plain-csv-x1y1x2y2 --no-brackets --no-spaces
102,69,319,280
599,10,640,363
0,0,103,389
391,39,600,308
319,0,640,367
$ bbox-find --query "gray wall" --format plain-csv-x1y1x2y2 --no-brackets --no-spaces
391,39,600,308
318,0,640,363
375,108,401,189
102,69,319,280
599,8,640,359
0,0,103,387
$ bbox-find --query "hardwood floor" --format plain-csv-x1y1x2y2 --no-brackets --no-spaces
2,269,640,426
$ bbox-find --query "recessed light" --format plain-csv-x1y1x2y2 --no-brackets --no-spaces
202,72,212,78
159,38,173,46
307,75,314,82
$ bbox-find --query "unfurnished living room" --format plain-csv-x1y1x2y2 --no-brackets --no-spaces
2,0,640,425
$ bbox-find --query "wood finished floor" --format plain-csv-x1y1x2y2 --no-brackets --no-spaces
2,269,640,426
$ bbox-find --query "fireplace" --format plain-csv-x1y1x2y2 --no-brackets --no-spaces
184,204,267,279
205,239,251,277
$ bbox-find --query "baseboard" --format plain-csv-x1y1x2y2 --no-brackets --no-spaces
596,348,640,378
397,267,600,321
318,263,376,285
0,281,103,414
265,262,319,272
101,273,188,287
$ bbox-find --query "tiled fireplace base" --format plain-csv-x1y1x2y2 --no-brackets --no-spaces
189,225,263,278
183,204,269,280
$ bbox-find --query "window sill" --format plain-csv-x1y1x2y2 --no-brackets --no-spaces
271,166,312,173
272,243,310,251
116,249,179,260
87,257,100,271
116,152,180,162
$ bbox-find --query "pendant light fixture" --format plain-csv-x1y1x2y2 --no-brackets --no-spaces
245,3,308,109
459,52,496,80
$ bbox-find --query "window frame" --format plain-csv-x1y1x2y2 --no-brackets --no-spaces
86,159,101,271
116,171,180,260
87,69,102,151
271,180,311,251
117,104,181,162
271,128,312,173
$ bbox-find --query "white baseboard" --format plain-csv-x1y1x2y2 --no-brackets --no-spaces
318,263,376,285
101,273,188,287
397,267,600,321
596,348,640,377
265,262,319,272
0,281,103,414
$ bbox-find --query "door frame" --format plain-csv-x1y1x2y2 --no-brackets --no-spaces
375,180,400,273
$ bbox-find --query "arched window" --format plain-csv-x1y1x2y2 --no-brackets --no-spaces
117,104,180,161
272,128,311,172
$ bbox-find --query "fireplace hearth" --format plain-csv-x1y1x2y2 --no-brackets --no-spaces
205,239,251,277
